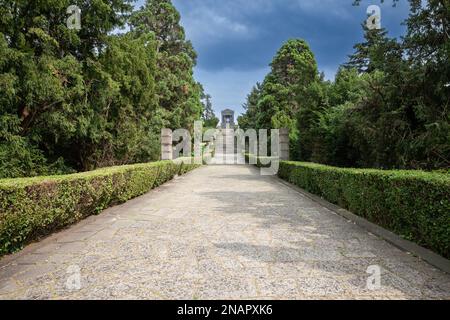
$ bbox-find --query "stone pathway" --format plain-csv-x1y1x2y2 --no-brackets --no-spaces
0,165,449,299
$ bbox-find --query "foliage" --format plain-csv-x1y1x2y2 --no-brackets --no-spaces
278,161,450,259
0,159,200,256
0,0,204,178
201,91,220,128
240,0,450,170
130,0,203,132
238,39,319,159
238,83,262,130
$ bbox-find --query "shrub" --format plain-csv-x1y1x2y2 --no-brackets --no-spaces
0,160,200,256
278,161,450,259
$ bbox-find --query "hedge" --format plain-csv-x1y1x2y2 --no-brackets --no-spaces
0,159,200,256
278,161,450,259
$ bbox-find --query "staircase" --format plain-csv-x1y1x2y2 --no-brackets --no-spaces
211,128,244,165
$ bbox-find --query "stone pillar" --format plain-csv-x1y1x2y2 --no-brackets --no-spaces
279,128,289,161
161,128,173,160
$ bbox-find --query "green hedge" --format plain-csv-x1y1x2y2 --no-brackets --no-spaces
0,159,200,256
278,161,450,259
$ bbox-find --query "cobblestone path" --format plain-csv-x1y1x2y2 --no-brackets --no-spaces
1,165,449,299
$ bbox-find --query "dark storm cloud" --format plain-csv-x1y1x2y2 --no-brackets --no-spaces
173,0,409,73
135,0,410,113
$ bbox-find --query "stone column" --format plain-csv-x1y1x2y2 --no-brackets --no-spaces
161,128,173,160
279,128,289,161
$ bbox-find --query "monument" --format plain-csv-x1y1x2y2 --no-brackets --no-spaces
221,109,235,129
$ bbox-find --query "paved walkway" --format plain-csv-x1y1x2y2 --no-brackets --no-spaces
0,165,449,299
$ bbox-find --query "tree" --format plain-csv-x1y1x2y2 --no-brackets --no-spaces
0,0,205,178
77,33,159,169
241,0,449,170
347,0,450,169
346,25,391,73
240,39,319,159
201,93,219,128
130,0,203,131
238,83,262,130
400,0,450,168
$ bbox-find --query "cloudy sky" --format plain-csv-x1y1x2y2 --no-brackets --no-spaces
136,0,410,116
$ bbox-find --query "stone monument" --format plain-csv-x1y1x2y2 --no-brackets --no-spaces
221,109,235,129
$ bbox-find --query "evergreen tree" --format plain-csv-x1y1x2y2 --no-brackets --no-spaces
238,83,262,130
398,0,450,168
345,25,391,73
238,39,319,159
0,0,204,177
201,93,219,128
0,0,132,175
130,0,203,131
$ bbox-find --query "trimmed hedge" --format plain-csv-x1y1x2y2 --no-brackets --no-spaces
278,161,450,259
0,159,200,256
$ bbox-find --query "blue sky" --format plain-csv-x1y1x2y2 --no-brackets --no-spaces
135,0,410,116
